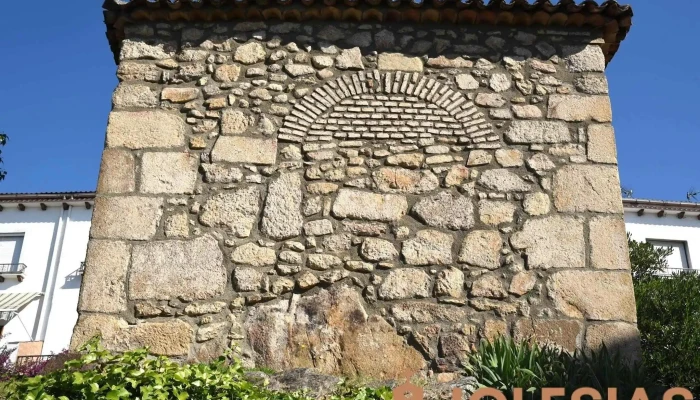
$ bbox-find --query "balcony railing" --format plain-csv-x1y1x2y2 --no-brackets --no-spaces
658,268,700,278
0,263,27,282
14,355,54,368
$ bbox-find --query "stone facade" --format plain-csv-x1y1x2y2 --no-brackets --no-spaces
75,18,640,377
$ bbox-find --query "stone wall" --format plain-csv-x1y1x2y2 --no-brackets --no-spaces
73,20,640,378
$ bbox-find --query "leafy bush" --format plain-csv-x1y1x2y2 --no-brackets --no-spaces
2,340,392,400
465,336,662,400
628,234,673,281
635,274,700,393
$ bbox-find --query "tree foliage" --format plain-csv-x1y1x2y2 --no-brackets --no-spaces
628,233,673,281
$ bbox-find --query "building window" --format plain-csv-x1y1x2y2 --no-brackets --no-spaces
647,239,691,273
0,235,24,266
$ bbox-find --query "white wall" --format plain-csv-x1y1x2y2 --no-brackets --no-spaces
624,210,700,272
0,204,91,356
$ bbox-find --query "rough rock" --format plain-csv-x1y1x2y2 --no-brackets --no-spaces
335,48,364,70
378,269,432,300
231,243,277,267
434,267,464,298
478,169,531,192
512,105,542,119
470,275,507,299
508,272,537,296
161,87,200,103
402,230,453,266
106,111,187,149
120,40,176,60
377,53,423,72
234,43,267,64
513,319,583,353
199,187,261,237
589,216,630,270
386,153,424,169
164,212,189,238
547,271,637,322
553,165,622,213
373,168,439,194
587,124,617,164
564,45,606,73
466,150,492,166
360,238,398,262
478,200,516,226
575,75,609,94
284,64,316,77
262,172,304,240
97,149,135,194
585,323,641,363
184,302,227,316
211,136,277,165
201,164,244,183
221,109,253,135
474,93,506,108
390,302,468,323
79,240,130,313
214,64,241,82
245,285,424,378
494,149,523,167
112,84,159,108
488,73,511,92
304,219,334,236
510,216,585,269
307,254,343,271
412,191,474,231
523,193,550,216
458,230,501,269
526,153,556,172
455,74,479,90
129,235,226,300
332,189,408,222
547,95,612,122
140,152,198,194
233,267,264,291
91,196,162,240
504,121,570,144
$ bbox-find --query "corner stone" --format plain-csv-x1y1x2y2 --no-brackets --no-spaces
513,319,583,353
106,111,187,149
78,240,130,313
504,121,570,144
91,196,162,240
510,216,584,269
588,124,618,164
211,136,277,165
553,165,622,213
129,235,226,301
97,149,135,194
547,95,612,123
140,152,198,194
590,216,630,270
585,323,641,363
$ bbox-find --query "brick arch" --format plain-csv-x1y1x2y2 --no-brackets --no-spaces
278,71,494,143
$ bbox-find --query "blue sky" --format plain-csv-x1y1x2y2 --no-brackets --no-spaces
0,1,697,201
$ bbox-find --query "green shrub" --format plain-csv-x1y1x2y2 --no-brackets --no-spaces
2,340,390,400
465,336,662,400
635,274,700,393
628,234,673,282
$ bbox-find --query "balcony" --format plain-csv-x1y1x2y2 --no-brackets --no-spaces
0,263,27,282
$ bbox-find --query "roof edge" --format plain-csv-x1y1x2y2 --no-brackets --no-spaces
623,198,700,213
0,192,96,203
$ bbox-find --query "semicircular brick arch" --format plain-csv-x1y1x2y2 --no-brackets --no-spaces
278,71,495,144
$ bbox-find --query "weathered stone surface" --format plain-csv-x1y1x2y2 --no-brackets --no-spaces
390,302,468,323
140,152,198,194
513,319,583,353
120,40,176,60
575,75,609,94
475,93,506,108
377,53,423,72
467,150,492,166
456,74,479,90
511,105,542,119
97,149,135,194
373,168,439,194
495,149,523,167
332,189,407,222
434,267,464,298
444,165,470,187
284,64,316,77
262,172,304,240
504,121,570,144
360,238,398,262
113,84,159,108
553,165,622,213
526,153,555,172
511,216,585,269
79,240,130,313
234,43,266,64
564,45,606,73
106,111,187,149
471,275,507,299
335,48,364,70
458,230,502,269
378,269,432,299
412,191,474,231
221,109,253,135
489,73,511,92
342,220,388,236
201,164,243,183
482,320,509,342
245,285,424,378
590,216,630,270
199,187,261,237
402,230,453,266
547,271,637,322
509,272,537,296
233,267,264,291
117,62,161,82
478,169,531,192
585,323,641,363
307,254,342,271
345,260,373,272
478,200,516,226
427,56,473,69
211,136,277,165
197,322,228,342
386,153,424,168
523,193,550,216
184,301,227,316
214,64,241,82
161,87,200,103
164,212,189,238
91,196,162,240
72,315,192,356
588,124,617,164
296,271,320,290
547,95,612,123
304,219,334,236
232,243,277,267
129,235,226,300
323,234,353,253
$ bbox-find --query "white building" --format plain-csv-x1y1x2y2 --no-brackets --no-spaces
0,192,94,361
1,192,698,362
624,198,700,274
